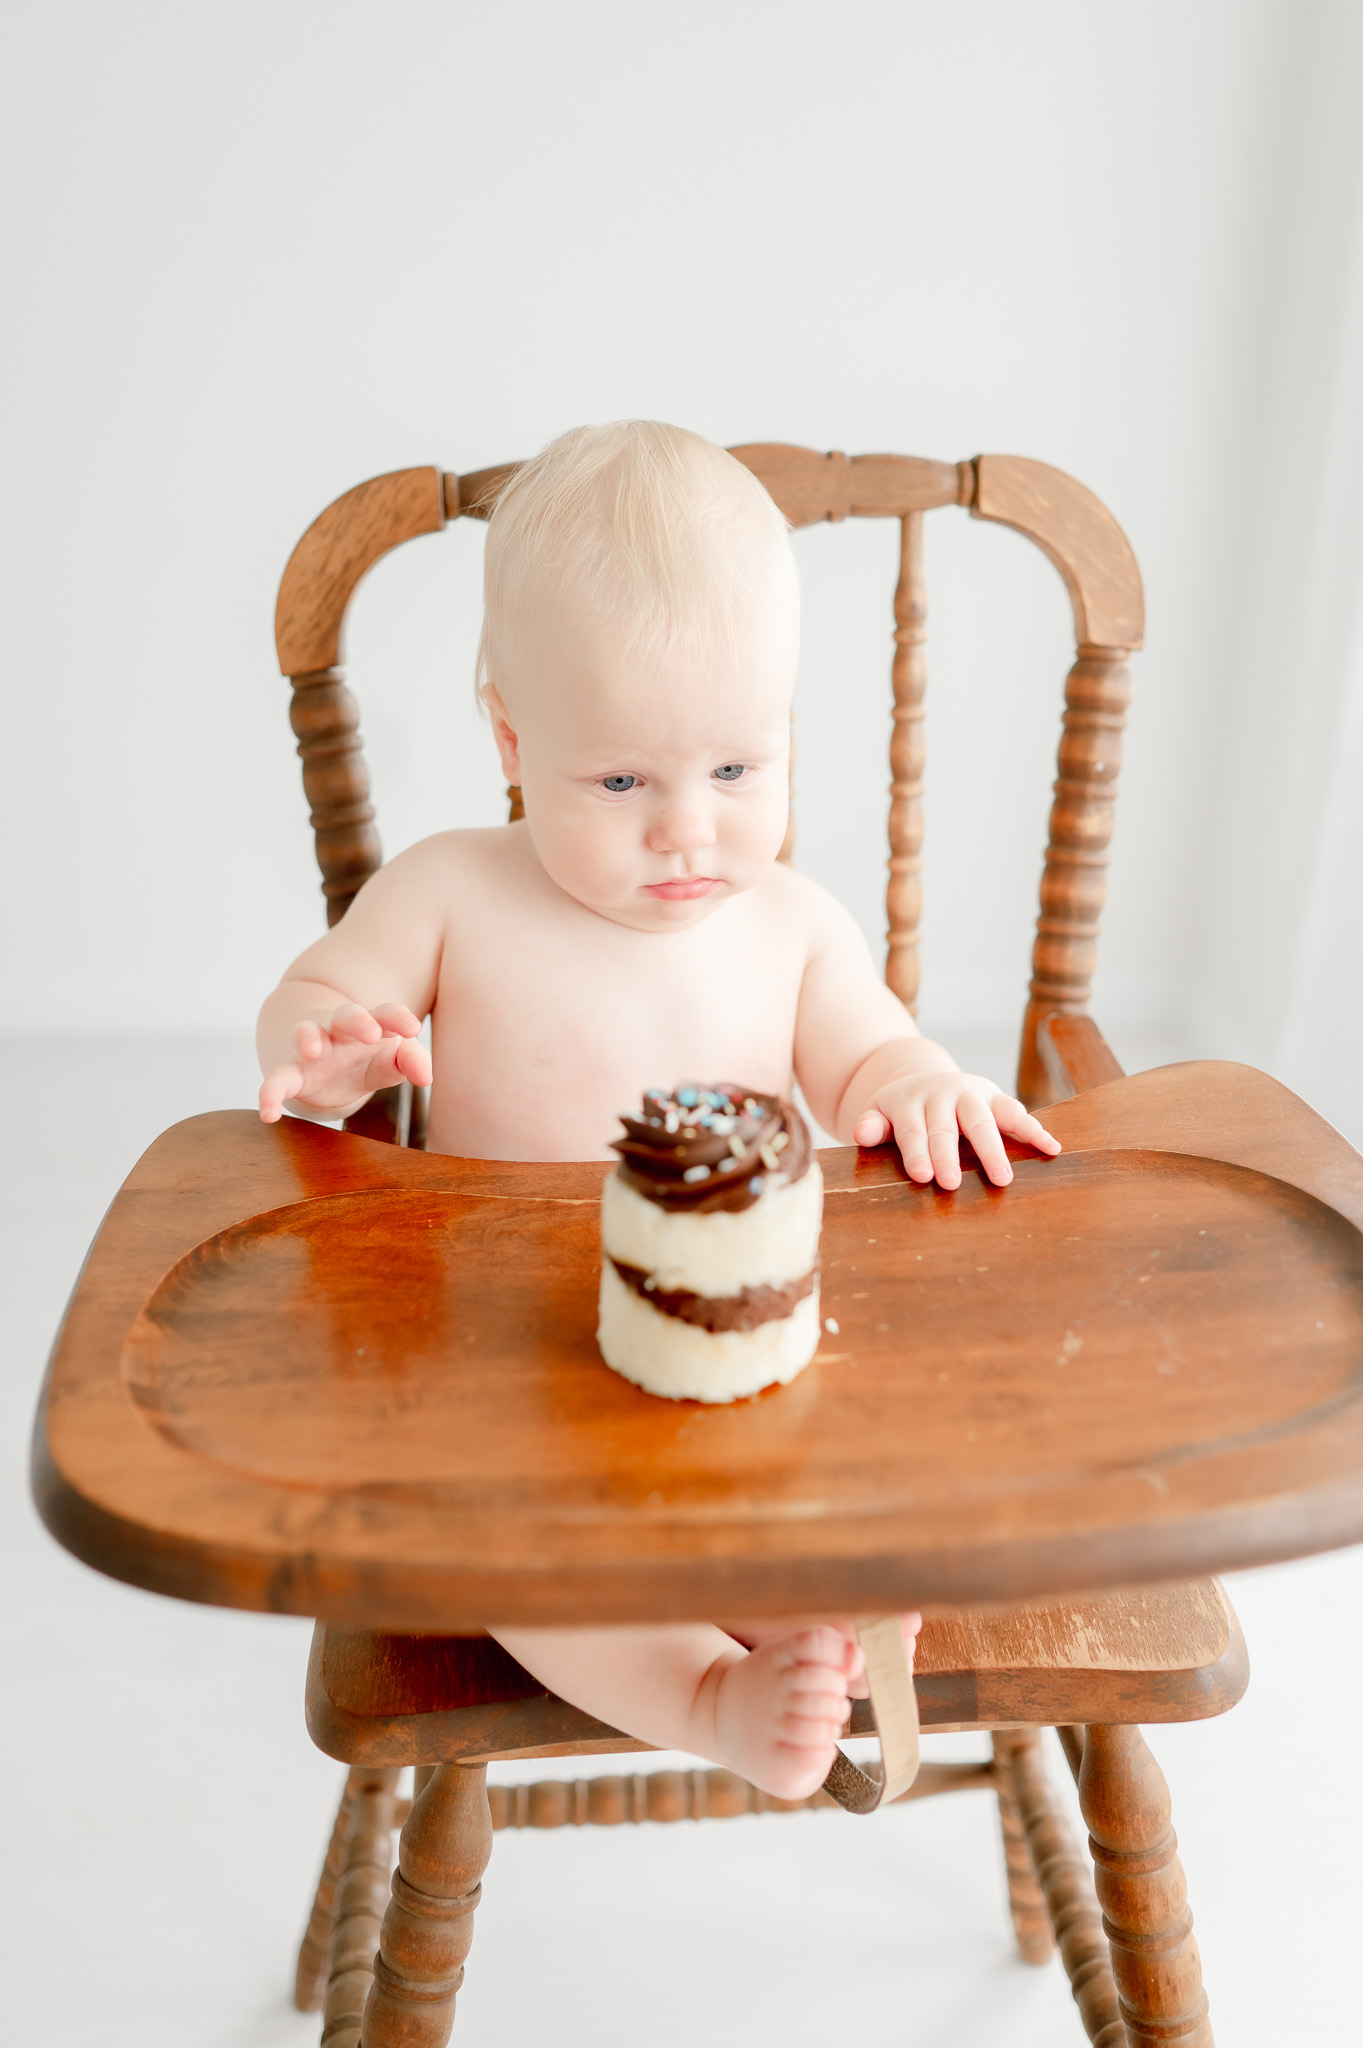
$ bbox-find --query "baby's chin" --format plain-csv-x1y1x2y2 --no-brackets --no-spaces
580,883,737,933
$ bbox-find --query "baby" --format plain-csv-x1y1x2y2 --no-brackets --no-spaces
257,422,1060,1799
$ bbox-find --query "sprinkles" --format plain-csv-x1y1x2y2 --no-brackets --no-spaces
613,1083,810,1214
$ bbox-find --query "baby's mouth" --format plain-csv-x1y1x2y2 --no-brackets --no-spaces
644,876,719,900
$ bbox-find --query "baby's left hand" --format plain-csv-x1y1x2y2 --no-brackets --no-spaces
852,1073,1061,1189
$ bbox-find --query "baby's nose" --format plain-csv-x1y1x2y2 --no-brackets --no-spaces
646,805,717,854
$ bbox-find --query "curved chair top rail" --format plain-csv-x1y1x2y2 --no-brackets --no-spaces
274,446,1145,679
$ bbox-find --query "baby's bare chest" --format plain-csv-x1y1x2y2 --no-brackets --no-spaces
426,907,806,1160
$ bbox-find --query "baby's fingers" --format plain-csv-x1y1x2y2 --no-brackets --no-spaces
959,1089,1014,1187
290,1019,327,1064
887,1103,935,1184
852,1109,890,1148
369,1002,424,1039
394,1035,434,1089
329,1002,386,1045
991,1093,1062,1157
259,1063,304,1123
925,1091,964,1190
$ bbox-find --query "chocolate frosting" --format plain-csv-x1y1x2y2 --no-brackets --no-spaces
610,1257,816,1332
611,1083,812,1214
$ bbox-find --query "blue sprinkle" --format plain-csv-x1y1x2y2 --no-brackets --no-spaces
749,1175,765,1195
678,1087,699,1107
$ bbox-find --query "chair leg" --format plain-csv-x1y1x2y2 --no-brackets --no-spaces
991,1733,1056,1964
1005,1729,1125,2046
296,1771,363,2011
320,1768,401,2048
360,1763,494,2048
1079,1725,1214,2046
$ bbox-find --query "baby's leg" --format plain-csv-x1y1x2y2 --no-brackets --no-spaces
489,1618,911,1801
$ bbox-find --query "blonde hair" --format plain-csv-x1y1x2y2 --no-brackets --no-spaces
476,421,795,705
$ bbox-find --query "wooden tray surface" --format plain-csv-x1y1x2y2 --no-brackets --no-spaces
34,1062,1363,1628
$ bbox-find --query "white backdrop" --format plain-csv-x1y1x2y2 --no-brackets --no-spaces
2,0,1359,1137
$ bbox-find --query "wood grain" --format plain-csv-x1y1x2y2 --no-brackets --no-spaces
288,668,382,926
303,1579,1246,1766
443,466,521,522
360,1764,491,2048
886,513,926,1013
992,1732,1055,1964
320,1768,398,2048
1006,1731,1124,2045
727,444,970,525
1038,1013,1127,1101
481,1759,992,1828
1018,648,1133,1105
1080,1724,1214,2045
276,468,446,677
295,1769,361,2011
972,454,1145,651
33,1064,1363,1629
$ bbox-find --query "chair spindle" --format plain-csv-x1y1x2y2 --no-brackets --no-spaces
886,511,927,1013
1017,646,1132,1105
289,669,382,928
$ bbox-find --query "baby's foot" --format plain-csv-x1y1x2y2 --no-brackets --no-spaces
712,1626,867,1800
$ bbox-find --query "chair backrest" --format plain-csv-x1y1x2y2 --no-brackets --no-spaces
274,444,1144,1106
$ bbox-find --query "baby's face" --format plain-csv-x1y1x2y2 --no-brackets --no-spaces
490,588,796,933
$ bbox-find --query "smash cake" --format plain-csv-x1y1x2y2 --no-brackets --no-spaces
597,1083,824,1403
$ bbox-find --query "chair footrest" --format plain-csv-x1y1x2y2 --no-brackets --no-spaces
306,1579,1248,1767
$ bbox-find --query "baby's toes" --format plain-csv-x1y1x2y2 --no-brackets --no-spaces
776,1683,851,1746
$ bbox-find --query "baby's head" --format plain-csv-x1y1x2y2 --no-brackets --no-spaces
478,422,799,933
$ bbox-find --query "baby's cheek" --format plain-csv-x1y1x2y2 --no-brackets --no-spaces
533,807,640,908
724,792,788,877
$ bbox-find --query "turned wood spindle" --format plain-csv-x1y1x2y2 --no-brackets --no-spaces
478,1758,992,1832
289,668,383,926
1080,1725,1214,2047
1004,1729,1125,2047
295,1770,363,2011
361,1763,493,2048
321,1768,400,2048
886,511,927,1012
1017,645,1132,1106
990,1733,1055,1964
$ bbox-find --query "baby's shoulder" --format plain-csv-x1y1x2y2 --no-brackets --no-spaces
754,860,863,945
380,823,523,893
348,825,527,939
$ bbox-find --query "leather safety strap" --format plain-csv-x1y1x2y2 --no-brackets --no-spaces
821,1614,921,1814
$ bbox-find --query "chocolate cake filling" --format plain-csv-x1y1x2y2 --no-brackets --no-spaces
611,1084,812,1214
609,1257,817,1333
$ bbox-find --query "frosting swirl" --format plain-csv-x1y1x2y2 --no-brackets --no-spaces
611,1082,812,1214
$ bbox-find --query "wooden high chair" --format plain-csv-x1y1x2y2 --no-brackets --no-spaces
274,445,1238,2048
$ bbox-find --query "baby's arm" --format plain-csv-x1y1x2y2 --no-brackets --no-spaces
792,885,1059,1188
490,1621,872,1801
257,844,444,1123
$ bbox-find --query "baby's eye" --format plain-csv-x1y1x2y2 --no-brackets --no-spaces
713,763,747,783
601,774,639,794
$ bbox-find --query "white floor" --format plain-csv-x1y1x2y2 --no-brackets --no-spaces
5,1037,1361,2047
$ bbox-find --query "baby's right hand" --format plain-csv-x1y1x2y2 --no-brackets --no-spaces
258,1003,432,1124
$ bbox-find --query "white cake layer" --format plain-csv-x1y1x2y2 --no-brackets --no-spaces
597,1260,822,1403
600,1158,824,1296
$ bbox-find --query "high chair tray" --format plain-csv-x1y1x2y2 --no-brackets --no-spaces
33,1062,1363,1629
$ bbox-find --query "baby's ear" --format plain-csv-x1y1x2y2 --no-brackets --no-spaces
481,683,522,781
